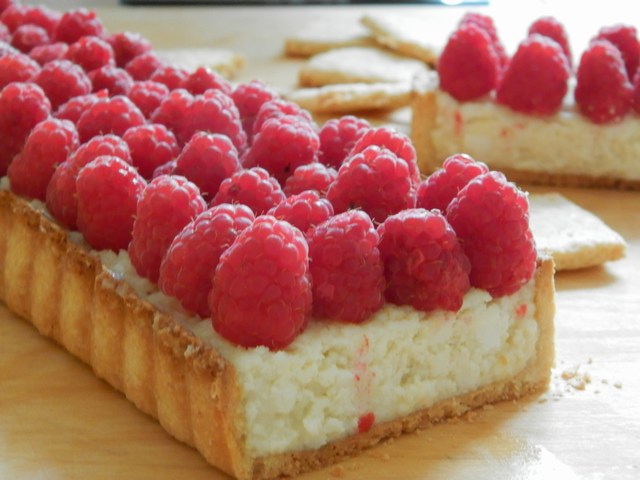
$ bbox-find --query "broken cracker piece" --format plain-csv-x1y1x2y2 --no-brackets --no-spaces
156,48,245,78
285,19,375,57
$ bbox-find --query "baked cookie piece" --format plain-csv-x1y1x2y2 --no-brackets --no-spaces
285,19,375,57
156,48,245,78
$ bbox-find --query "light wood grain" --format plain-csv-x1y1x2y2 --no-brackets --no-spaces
2,1,640,479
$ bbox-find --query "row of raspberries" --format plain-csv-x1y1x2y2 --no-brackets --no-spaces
0,1,536,350
438,12,640,124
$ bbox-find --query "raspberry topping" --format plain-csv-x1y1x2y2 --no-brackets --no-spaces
378,208,470,312
0,52,40,90
126,80,169,118
595,24,639,79
438,22,501,101
575,39,634,124
76,155,146,251
10,24,50,54
128,175,207,282
64,35,115,72
282,162,337,197
528,16,573,67
242,115,319,184
29,42,68,65
76,95,145,142
32,59,92,110
8,117,79,201
123,123,180,179
496,34,571,116
307,210,384,323
446,171,536,297
327,145,416,223
1,4,60,36
107,32,152,68
149,63,189,90
125,51,165,81
181,66,233,96
416,153,489,213
54,8,106,44
149,88,193,143
54,90,108,123
209,215,312,350
173,131,242,200
318,115,370,169
251,98,314,139
459,12,509,71
267,190,334,233
211,167,286,215
231,79,278,138
158,203,255,318
88,65,134,96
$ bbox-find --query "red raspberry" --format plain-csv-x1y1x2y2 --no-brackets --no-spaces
1,4,59,36
181,89,247,152
76,95,145,142
575,39,633,124
8,118,79,201
0,82,51,175
29,41,68,65
0,52,40,89
173,131,241,200
10,24,50,53
107,32,151,68
307,210,384,323
46,134,131,229
282,162,337,197
496,34,570,116
446,171,536,297
54,90,108,123
378,208,470,312
416,153,489,213
251,98,314,139
210,215,312,350
267,190,334,233
149,64,189,90
459,12,509,71
54,8,106,44
123,123,179,179
126,80,169,118
528,16,573,67
158,203,255,318
88,65,134,96
348,126,420,185
0,41,19,57
64,35,115,72
152,159,176,178
32,59,92,110
128,175,207,282
0,22,11,42
181,66,232,96
595,24,639,79
231,79,278,137
124,51,164,81
211,167,285,215
76,156,146,251
0,0,12,14
242,115,318,184
437,22,501,101
149,88,193,145
327,145,416,224
318,115,370,169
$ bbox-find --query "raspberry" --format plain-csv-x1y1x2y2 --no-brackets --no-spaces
32,59,92,110
318,115,370,169
158,203,255,318
128,175,207,282
76,95,145,142
54,8,106,44
327,145,415,224
211,167,285,215
88,65,134,96
267,190,334,233
307,210,384,323
242,115,318,184
7,118,79,201
437,22,501,101
0,41,19,57
378,208,470,312
107,32,151,68
54,90,108,123
0,22,10,42
126,80,169,118
459,12,509,71
251,98,314,139
0,0,12,14
181,66,232,96
10,24,50,53
181,89,247,152
152,159,176,178
496,34,570,116
76,156,146,251
0,82,51,175
124,51,164,81
595,24,639,79
64,35,115,72
528,16,573,67
348,126,420,185
416,153,489,213
123,123,179,179
446,171,536,297
149,63,189,90
231,79,278,137
149,88,193,144
1,4,59,36
29,41,68,65
210,215,312,350
282,162,337,197
0,52,40,89
46,134,131,229
575,39,633,124
173,131,241,200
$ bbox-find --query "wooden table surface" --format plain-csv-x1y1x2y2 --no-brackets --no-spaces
2,1,640,479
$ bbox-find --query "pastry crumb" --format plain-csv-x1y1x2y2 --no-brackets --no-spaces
329,465,346,477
